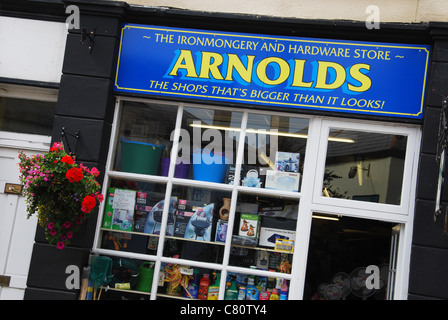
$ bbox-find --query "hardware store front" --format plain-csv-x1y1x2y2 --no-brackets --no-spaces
20,1,447,301
89,23,427,300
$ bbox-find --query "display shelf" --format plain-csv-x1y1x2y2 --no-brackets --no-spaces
101,286,152,296
156,293,197,300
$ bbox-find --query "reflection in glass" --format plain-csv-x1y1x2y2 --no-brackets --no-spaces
243,114,309,192
323,129,407,205
304,214,396,300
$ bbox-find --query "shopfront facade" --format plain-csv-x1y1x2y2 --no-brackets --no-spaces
2,0,448,300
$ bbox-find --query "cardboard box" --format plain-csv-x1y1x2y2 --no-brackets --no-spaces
143,197,177,236
215,219,228,243
265,170,300,192
133,205,152,233
241,166,266,188
275,152,300,173
174,211,194,238
258,216,296,248
183,203,214,241
238,213,260,239
111,189,137,232
102,188,116,229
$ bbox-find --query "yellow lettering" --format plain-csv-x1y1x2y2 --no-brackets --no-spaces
199,52,224,80
348,63,372,92
256,57,290,86
168,50,198,78
314,61,346,90
225,54,255,83
291,59,313,88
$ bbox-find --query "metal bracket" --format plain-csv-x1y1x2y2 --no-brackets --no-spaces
81,27,96,53
61,127,80,157
435,97,448,222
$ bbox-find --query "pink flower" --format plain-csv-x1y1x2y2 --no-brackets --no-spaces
90,167,100,177
56,242,64,249
63,221,70,229
67,231,73,239
50,229,57,236
48,222,54,229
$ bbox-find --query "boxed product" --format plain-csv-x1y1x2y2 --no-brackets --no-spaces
258,216,296,249
143,197,177,236
111,188,137,231
102,188,137,232
275,152,300,173
102,188,116,229
238,213,260,239
133,205,152,232
265,170,300,192
174,210,194,238
183,203,215,241
241,166,265,188
215,219,228,243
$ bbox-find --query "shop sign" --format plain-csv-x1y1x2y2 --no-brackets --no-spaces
115,23,430,119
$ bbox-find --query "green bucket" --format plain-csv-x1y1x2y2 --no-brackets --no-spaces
136,262,154,293
121,137,165,175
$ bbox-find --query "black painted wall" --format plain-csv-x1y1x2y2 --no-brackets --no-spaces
408,24,448,300
2,0,444,300
24,0,127,299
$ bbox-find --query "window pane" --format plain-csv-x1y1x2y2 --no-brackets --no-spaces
323,129,407,205
163,185,232,264
229,193,298,274
243,114,308,192
98,178,167,255
0,97,56,135
179,107,243,183
304,214,396,300
113,101,178,176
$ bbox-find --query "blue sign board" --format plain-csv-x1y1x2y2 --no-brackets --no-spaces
115,23,430,119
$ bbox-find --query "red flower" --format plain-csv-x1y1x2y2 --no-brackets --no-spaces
66,167,83,183
81,195,97,213
61,155,75,165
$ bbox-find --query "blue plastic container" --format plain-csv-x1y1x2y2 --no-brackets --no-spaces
192,149,228,183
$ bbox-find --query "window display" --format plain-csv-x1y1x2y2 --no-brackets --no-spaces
91,98,419,300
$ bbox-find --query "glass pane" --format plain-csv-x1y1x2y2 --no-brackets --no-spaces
92,255,154,299
242,114,308,192
162,185,232,264
229,193,298,274
113,101,178,176
0,97,56,135
98,178,167,255
157,266,221,300
304,214,396,300
178,107,243,183
323,129,407,205
224,271,290,300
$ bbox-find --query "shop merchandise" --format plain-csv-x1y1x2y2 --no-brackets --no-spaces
245,275,260,300
239,213,260,239
207,273,221,300
224,280,239,300
183,269,200,299
143,197,177,236
198,273,210,300
269,288,280,300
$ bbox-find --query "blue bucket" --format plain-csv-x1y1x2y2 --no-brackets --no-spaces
192,149,228,183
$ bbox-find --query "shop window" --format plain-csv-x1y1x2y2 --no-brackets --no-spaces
0,96,56,136
94,98,419,300
304,214,397,300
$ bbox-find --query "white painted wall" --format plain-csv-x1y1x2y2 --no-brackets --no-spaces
0,17,67,84
111,0,448,23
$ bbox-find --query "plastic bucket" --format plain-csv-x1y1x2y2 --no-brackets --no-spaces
192,149,228,183
120,137,164,175
160,157,191,179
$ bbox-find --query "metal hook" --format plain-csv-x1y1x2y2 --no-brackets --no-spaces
61,127,80,157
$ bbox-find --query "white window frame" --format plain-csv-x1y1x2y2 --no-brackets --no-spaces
93,97,421,300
